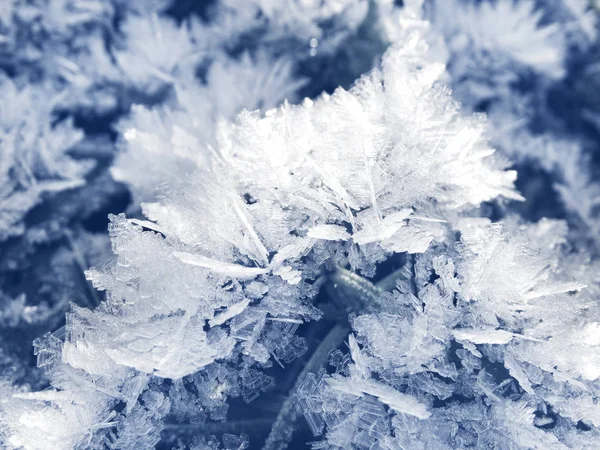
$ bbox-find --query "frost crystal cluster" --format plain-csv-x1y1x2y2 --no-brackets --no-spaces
1,1,600,450
0,0,391,396
427,0,600,246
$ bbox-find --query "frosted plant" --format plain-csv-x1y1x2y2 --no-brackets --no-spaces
429,0,566,106
112,0,373,100
426,0,598,123
0,0,129,394
297,218,597,449
0,0,114,69
0,9,525,448
111,0,401,205
0,93,113,386
114,14,202,98
0,0,123,115
0,65,115,304
551,147,600,245
544,0,598,44
490,122,600,246
427,0,600,248
0,0,400,403
198,0,370,54
112,52,306,205
0,75,91,241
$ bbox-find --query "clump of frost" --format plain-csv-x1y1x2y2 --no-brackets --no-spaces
111,0,401,205
0,76,91,240
427,0,600,248
0,0,398,390
111,51,307,205
298,217,599,449
0,9,522,448
430,0,567,104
